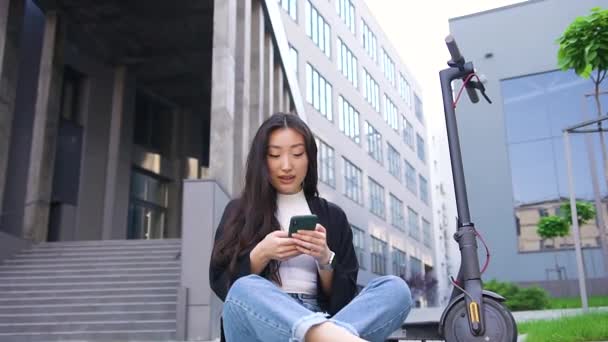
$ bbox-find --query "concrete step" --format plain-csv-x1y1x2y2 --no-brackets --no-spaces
0,286,178,298
0,302,177,314
27,244,180,252
0,273,179,284
4,255,179,264
13,249,180,259
0,279,179,291
0,320,176,334
0,267,180,277
0,260,180,270
35,238,181,247
0,310,176,324
0,330,176,342
0,294,177,306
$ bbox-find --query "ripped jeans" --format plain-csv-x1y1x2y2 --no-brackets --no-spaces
222,274,412,342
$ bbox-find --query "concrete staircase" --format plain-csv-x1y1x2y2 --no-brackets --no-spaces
0,239,181,342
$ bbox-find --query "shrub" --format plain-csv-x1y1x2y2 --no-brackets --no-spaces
483,279,549,311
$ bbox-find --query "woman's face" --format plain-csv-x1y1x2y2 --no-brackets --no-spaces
266,128,309,194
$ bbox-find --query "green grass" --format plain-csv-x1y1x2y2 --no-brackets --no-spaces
518,312,608,342
547,295,608,309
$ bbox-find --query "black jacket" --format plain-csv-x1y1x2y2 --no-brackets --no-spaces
209,196,359,341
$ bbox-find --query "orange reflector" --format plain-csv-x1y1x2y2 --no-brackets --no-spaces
469,301,480,323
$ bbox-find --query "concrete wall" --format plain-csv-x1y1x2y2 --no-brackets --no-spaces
0,230,30,262
449,0,608,283
179,180,229,341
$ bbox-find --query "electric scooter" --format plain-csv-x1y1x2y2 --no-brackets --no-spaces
389,35,518,342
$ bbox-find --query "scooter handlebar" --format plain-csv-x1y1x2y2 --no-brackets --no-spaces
445,35,463,63
445,35,480,104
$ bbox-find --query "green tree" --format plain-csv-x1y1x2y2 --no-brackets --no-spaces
536,201,596,245
560,201,596,226
557,7,608,268
537,215,570,240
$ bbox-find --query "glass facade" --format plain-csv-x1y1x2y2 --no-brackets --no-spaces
305,1,331,57
502,69,607,252
371,236,387,275
369,177,386,219
337,38,358,88
306,63,333,120
316,137,336,188
338,95,360,143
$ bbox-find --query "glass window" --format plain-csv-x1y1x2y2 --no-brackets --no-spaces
305,1,331,57
502,69,608,252
337,38,358,88
279,0,297,21
128,170,168,240
289,45,298,77
399,74,411,106
365,121,383,164
306,63,333,120
392,247,407,278
363,69,380,112
382,49,396,87
371,236,387,275
369,177,385,219
390,194,405,230
336,0,355,33
405,159,417,195
416,133,426,163
422,218,432,247
414,94,423,123
338,96,360,143
361,20,377,63
315,137,335,187
343,157,363,204
410,256,422,277
387,143,401,181
402,116,414,149
383,94,399,131
419,175,429,205
351,225,366,269
408,207,419,240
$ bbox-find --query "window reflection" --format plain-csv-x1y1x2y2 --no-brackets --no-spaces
502,69,608,252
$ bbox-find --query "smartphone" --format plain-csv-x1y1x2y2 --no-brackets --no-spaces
288,214,319,237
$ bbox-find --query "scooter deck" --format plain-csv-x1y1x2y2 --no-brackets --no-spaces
386,321,442,341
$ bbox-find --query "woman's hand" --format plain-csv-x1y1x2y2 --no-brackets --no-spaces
253,230,301,262
292,224,332,264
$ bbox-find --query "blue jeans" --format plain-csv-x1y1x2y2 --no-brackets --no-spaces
223,274,412,342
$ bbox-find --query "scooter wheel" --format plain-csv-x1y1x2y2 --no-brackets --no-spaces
443,297,517,342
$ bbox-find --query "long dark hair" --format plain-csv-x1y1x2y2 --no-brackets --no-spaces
211,113,319,284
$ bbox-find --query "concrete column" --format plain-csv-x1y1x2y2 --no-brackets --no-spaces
249,0,264,139
232,0,251,194
284,89,291,113
207,0,237,196
167,107,183,238
0,0,24,219
263,33,274,118
101,66,127,240
274,63,284,113
23,11,64,242
178,180,229,341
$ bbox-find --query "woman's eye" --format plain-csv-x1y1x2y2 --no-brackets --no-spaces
268,154,280,158
293,153,305,157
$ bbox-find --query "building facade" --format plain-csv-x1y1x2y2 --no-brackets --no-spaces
449,0,608,294
0,0,302,247
277,0,436,305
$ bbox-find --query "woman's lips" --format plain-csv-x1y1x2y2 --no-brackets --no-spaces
278,175,296,184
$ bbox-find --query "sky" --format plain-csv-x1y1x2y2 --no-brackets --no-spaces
363,0,524,136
